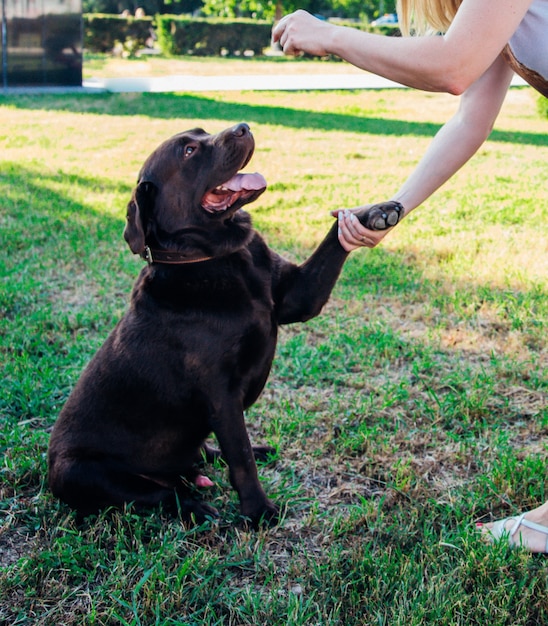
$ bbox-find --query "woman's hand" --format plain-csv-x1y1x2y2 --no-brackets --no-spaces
272,10,334,57
332,201,405,251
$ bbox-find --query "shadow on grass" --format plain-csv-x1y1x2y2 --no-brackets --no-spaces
1,92,547,146
2,162,128,259
1,162,133,319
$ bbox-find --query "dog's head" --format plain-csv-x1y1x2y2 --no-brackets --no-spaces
124,123,267,261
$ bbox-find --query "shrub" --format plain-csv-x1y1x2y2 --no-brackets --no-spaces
155,16,272,57
84,13,154,54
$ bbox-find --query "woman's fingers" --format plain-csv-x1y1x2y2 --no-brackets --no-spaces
336,209,388,250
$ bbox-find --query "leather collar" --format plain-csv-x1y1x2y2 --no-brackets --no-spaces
141,246,214,265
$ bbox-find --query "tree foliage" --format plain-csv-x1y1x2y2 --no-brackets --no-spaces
83,0,395,21
201,0,389,20
83,0,202,16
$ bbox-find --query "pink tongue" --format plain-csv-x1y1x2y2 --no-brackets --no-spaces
223,172,266,192
201,172,267,212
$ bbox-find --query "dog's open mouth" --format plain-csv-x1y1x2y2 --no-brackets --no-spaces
201,172,267,213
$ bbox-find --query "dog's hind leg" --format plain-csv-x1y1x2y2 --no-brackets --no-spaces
49,457,218,522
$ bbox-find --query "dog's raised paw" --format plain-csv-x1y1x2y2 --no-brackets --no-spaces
357,201,404,231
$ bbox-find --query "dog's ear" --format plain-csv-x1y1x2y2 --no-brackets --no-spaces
123,182,157,254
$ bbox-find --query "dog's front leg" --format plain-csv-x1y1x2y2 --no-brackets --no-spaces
212,409,279,528
275,201,403,325
275,221,348,324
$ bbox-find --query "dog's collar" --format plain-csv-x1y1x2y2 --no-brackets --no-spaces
141,246,214,265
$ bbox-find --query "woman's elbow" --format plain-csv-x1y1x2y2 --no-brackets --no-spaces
431,62,478,95
446,82,467,96
436,74,475,96
420,76,471,95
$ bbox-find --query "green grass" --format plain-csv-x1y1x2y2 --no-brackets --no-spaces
1,58,548,624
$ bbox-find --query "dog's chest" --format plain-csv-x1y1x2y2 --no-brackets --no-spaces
134,263,278,373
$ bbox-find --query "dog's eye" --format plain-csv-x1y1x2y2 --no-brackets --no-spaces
184,144,198,158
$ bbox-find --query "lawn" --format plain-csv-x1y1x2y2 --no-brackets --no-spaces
1,57,548,625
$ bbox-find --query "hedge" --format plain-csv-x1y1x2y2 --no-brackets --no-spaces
84,14,154,54
84,14,400,57
155,16,272,57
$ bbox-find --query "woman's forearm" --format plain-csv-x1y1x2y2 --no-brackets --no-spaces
392,57,514,213
334,57,514,251
327,28,468,94
273,1,531,94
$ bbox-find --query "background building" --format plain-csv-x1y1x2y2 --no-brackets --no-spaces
1,0,82,87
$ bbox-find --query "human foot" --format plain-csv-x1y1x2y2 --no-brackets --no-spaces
478,512,548,553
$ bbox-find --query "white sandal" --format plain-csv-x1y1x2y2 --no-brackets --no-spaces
489,513,548,553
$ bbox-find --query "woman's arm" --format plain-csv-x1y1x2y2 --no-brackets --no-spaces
272,0,531,94
335,55,514,250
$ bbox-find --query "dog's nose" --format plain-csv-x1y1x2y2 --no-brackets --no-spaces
232,123,250,137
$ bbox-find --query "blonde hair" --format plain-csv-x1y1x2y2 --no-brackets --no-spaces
396,0,463,35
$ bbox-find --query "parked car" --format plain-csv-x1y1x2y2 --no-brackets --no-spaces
371,13,398,26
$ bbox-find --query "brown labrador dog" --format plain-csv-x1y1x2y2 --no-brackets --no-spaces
47,123,402,527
